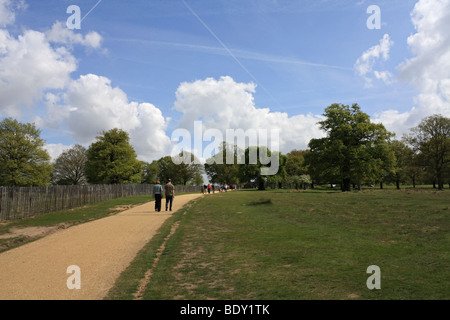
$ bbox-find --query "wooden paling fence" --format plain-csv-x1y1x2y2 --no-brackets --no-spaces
0,184,200,221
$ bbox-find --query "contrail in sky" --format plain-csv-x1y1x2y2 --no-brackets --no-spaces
181,0,281,108
81,0,103,23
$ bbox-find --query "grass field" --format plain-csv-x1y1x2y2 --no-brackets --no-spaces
107,188,449,300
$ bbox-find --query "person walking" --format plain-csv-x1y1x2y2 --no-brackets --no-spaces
164,178,175,211
153,180,163,212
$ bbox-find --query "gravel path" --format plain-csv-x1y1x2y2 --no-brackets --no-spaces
0,193,203,300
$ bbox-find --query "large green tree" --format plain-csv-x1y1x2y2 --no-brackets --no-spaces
204,141,240,185
85,128,142,184
52,144,87,185
285,149,309,177
388,140,412,189
238,146,279,190
405,114,450,190
0,118,52,186
156,152,204,186
306,103,395,191
141,160,160,184
171,151,204,185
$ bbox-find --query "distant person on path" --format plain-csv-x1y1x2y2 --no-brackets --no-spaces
165,179,175,211
207,184,211,194
153,180,163,212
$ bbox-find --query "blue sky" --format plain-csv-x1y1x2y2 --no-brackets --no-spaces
1,0,449,163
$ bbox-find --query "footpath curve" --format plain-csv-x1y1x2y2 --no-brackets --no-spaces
0,193,203,300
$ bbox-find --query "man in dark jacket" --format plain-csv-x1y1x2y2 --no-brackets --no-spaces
153,180,163,212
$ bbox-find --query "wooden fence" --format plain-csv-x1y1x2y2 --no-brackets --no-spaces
0,184,200,221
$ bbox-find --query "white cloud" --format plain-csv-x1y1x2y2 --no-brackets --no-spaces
0,28,77,116
354,34,394,87
63,74,172,162
0,3,167,163
397,0,450,114
0,0,25,27
44,143,72,162
375,0,450,137
173,76,325,155
0,11,105,118
45,21,103,50
374,70,393,84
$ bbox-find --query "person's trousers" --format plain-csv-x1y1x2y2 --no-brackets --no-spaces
166,195,173,211
154,194,162,212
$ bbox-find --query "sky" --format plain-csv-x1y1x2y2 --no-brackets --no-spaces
1,0,449,164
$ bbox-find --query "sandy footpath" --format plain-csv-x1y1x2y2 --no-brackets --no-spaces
0,193,203,300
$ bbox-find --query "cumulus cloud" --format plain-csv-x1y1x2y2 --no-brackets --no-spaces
173,76,325,156
0,0,25,27
0,2,170,163
354,34,394,87
63,74,172,162
0,28,77,116
46,21,103,49
397,0,450,113
375,0,450,138
44,143,72,162
0,6,105,118
39,75,173,163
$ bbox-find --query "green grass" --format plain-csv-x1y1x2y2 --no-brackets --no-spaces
107,188,449,300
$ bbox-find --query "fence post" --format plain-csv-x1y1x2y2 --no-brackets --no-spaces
0,187,3,221
29,186,33,218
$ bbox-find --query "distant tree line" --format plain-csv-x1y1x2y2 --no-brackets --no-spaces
0,121,203,187
0,103,449,190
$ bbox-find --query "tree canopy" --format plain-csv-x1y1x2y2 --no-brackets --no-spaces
204,142,240,185
305,103,395,191
405,114,450,190
52,144,87,185
0,118,52,186
1,109,447,190
85,128,142,184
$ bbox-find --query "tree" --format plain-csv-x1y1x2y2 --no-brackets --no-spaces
171,151,204,185
204,141,240,185
285,150,309,177
52,144,87,185
403,150,423,188
141,161,160,184
0,118,52,186
156,156,177,184
85,128,142,184
157,152,204,186
266,153,287,189
306,103,395,191
405,114,450,190
388,140,411,189
287,174,312,190
238,146,276,190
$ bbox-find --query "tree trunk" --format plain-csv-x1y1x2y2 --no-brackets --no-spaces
380,181,383,189
342,178,351,192
396,179,400,190
437,174,444,190
257,177,265,190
